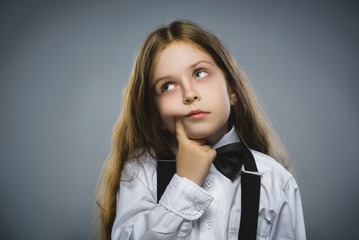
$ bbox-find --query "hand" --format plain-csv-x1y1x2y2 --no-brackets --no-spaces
175,118,217,186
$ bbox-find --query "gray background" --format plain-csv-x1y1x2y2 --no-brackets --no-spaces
1,0,358,239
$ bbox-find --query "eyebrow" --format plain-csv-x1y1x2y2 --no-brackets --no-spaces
190,60,214,69
152,60,214,86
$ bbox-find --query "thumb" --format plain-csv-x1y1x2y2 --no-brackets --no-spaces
174,117,189,144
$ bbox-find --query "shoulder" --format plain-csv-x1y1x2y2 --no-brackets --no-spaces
121,150,158,183
251,149,294,188
117,150,159,207
250,149,299,209
250,150,305,238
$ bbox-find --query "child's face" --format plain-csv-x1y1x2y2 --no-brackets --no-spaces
151,42,235,144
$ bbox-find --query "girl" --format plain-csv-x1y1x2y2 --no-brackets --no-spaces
96,20,306,239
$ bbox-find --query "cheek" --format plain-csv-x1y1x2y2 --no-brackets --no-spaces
209,92,231,118
201,79,231,109
156,98,182,132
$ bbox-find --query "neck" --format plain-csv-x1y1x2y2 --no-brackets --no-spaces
206,123,229,146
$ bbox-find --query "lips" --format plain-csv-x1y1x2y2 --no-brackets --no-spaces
185,110,209,119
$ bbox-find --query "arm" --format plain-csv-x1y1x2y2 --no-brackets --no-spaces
269,177,306,240
111,159,213,240
112,118,216,240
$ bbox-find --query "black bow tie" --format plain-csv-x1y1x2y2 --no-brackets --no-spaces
213,142,247,180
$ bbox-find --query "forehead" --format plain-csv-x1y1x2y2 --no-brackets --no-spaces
151,41,215,82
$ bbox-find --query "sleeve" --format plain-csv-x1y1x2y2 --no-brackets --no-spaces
111,160,213,240
269,177,307,240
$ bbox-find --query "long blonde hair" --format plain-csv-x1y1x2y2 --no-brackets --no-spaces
95,20,289,239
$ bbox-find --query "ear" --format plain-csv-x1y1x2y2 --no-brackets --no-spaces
230,93,237,106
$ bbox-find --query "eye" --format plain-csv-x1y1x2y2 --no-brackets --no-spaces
194,70,208,79
161,82,176,93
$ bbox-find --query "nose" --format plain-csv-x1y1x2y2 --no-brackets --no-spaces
183,85,201,104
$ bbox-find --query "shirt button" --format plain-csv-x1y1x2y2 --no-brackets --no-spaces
206,220,213,229
205,180,213,188
194,203,201,211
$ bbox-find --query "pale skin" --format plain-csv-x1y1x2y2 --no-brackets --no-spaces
151,41,237,185
175,117,217,185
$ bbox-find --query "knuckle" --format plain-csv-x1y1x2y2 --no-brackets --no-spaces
210,150,217,157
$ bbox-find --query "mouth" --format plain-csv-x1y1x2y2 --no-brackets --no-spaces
185,109,209,120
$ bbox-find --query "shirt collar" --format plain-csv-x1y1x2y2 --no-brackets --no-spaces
212,127,240,149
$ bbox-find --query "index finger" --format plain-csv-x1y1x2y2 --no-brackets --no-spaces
174,117,189,144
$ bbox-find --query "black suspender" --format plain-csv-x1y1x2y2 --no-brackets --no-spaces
157,160,177,202
156,141,261,240
238,143,261,240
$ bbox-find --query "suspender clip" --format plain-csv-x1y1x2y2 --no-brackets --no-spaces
241,170,262,176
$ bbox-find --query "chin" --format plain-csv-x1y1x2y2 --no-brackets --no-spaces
184,122,228,144
184,128,212,140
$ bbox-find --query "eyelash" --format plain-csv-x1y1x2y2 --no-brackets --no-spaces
194,69,209,79
160,81,176,93
159,69,209,93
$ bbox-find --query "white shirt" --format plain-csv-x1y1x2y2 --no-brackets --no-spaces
112,128,306,239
